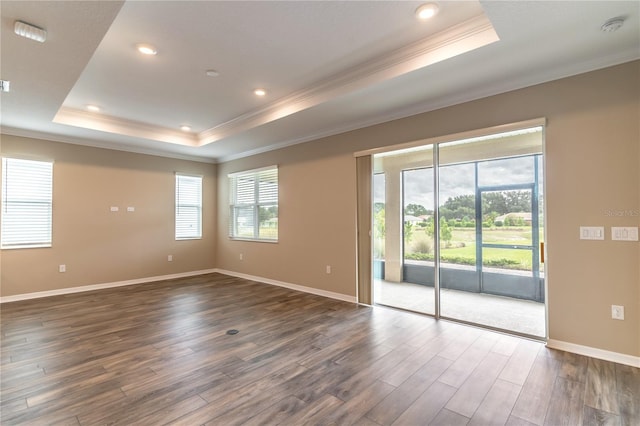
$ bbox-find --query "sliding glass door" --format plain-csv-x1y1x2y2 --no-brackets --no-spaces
400,167,436,314
373,147,436,315
370,124,546,339
438,149,544,337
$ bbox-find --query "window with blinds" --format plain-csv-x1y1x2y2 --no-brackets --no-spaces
175,174,202,240
1,157,53,249
229,166,278,241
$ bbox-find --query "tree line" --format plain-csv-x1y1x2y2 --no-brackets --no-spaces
403,191,531,220
375,190,532,232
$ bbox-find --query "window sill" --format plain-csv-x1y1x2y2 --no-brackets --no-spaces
1,244,52,250
229,237,278,244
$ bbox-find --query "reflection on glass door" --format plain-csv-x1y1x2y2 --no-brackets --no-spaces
373,149,435,315
398,168,435,314
372,172,386,294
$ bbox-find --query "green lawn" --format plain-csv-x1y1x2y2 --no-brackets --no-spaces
405,227,544,271
441,244,533,270
449,227,543,244
236,225,278,239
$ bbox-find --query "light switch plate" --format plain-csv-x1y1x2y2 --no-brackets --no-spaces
580,226,604,240
611,305,624,320
611,226,638,241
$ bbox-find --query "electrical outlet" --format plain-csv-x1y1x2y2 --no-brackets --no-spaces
239,253,243,261
611,305,624,320
167,255,173,262
59,264,66,273
326,265,331,274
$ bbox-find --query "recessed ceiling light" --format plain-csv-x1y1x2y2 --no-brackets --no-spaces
415,3,439,20
14,21,47,43
205,69,220,77
136,44,157,55
601,17,625,32
86,105,101,112
180,125,191,132
254,88,267,97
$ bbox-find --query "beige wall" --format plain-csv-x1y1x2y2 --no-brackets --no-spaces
0,136,217,296
217,61,639,357
1,62,637,358
217,143,358,297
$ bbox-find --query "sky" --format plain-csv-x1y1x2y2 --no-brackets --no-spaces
374,155,543,210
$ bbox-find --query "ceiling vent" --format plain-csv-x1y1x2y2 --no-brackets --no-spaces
601,18,625,33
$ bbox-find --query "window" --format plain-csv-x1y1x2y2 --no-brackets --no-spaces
1,157,53,249
229,166,278,241
175,174,202,240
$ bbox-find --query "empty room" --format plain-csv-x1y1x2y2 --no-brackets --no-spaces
1,1,639,425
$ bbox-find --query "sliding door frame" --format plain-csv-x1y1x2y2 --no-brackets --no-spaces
356,155,372,305
354,118,548,338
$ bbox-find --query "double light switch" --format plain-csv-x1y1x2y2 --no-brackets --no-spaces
580,226,639,241
580,226,604,240
611,227,639,241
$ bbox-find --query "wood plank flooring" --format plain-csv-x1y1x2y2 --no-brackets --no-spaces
1,273,638,425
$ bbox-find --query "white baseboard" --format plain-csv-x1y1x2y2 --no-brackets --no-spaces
0,269,218,303
546,339,640,368
214,268,357,304
4,271,637,367
1,268,357,305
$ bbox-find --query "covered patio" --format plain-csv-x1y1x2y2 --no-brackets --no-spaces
375,279,546,338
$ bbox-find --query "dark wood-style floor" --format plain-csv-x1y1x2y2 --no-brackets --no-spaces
1,273,638,425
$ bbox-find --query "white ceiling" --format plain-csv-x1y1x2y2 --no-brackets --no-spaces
1,1,638,163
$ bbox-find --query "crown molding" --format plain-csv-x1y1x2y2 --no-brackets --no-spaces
7,53,634,166
0,126,216,164
44,14,498,151
199,14,499,146
217,55,639,164
53,107,199,147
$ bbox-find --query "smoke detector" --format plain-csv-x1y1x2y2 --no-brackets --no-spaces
601,18,625,33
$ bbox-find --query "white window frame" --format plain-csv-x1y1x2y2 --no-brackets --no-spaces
175,173,202,240
229,165,278,242
1,157,53,249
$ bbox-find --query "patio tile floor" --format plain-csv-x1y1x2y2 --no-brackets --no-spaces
375,279,546,338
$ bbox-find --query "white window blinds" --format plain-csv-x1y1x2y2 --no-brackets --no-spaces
175,174,202,240
229,166,278,241
1,157,53,249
